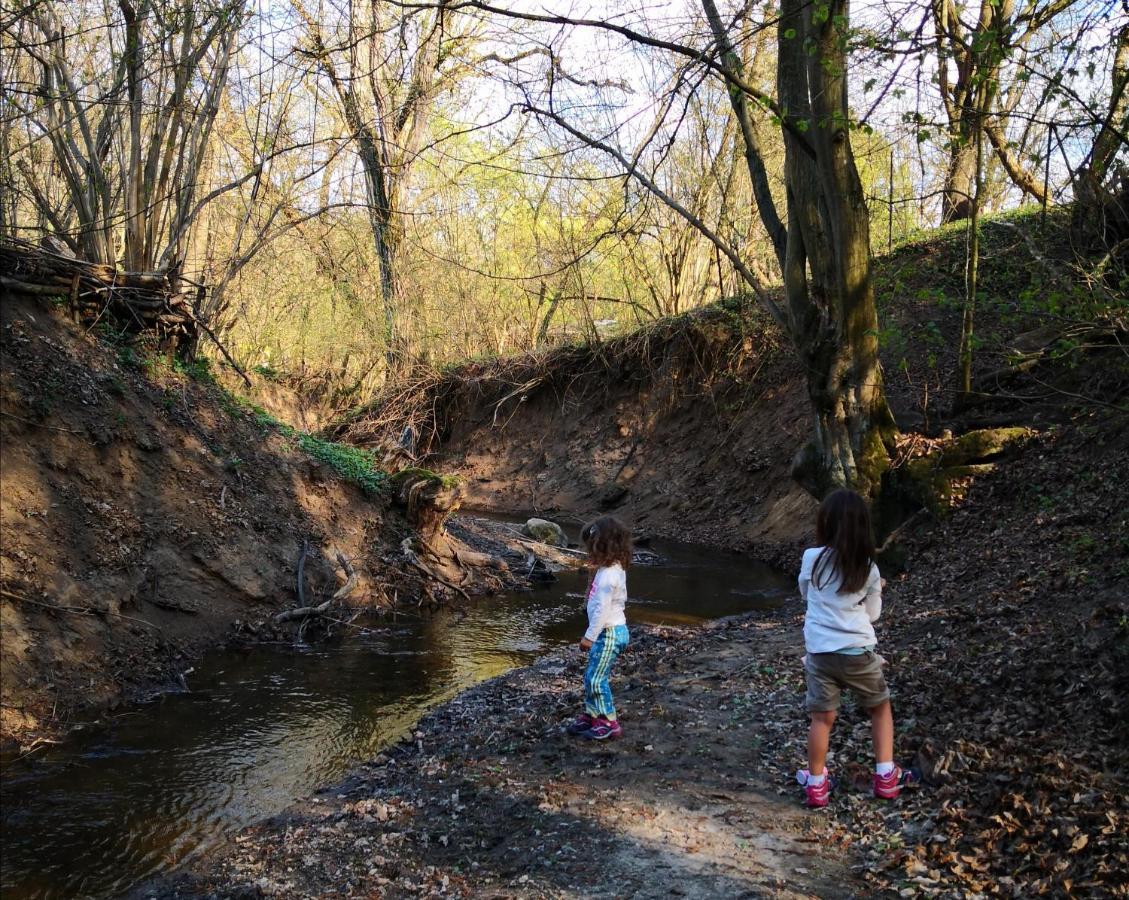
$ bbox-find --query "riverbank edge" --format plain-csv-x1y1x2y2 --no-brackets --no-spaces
143,417,1129,898
141,605,869,899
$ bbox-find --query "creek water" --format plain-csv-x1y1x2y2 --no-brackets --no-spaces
0,534,794,899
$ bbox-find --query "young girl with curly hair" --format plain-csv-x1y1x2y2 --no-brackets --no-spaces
566,516,632,741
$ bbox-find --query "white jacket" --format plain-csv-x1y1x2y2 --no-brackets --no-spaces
799,547,882,653
585,564,628,642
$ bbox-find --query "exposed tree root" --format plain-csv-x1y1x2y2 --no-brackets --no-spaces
273,547,358,624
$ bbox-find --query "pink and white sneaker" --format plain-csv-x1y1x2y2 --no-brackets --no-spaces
796,768,831,808
873,765,915,799
584,716,623,741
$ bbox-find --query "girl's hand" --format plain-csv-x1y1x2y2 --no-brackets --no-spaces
579,637,593,652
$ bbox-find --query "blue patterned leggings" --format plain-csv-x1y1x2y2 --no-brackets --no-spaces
584,625,630,720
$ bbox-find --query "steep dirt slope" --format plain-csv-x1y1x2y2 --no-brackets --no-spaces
2,295,415,746
341,306,820,563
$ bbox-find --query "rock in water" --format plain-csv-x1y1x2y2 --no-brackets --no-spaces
522,517,566,547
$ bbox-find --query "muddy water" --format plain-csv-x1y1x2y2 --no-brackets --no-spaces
0,536,793,899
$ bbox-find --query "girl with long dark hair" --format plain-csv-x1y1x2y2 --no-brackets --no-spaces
796,490,912,807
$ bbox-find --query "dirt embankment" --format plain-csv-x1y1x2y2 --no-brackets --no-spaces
150,413,1129,899
0,295,509,748
338,305,820,563
336,211,1127,565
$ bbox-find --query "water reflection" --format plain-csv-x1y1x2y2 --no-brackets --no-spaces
0,538,791,899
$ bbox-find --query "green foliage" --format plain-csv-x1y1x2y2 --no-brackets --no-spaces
216,389,244,419
1068,532,1097,558
296,433,387,494
210,382,386,495
116,344,144,371
252,363,281,381
173,355,216,385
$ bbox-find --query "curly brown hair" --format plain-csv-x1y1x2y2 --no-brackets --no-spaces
581,516,632,569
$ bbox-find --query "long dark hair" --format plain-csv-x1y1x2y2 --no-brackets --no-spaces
581,516,632,569
813,489,875,593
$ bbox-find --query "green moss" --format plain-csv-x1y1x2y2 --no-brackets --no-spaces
897,427,1034,515
938,427,1032,467
856,426,894,498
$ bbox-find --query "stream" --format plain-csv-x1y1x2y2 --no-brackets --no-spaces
0,533,793,899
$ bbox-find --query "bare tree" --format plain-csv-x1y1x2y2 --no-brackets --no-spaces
930,0,1080,222
5,0,247,283
293,0,481,364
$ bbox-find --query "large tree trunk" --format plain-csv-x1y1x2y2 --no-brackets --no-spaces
941,138,977,224
701,0,897,498
1075,21,1129,245
777,0,898,498
1088,21,1129,186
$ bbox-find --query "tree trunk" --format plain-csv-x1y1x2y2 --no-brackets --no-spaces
535,286,561,348
941,137,977,224
1089,22,1129,185
352,127,402,366
777,0,898,498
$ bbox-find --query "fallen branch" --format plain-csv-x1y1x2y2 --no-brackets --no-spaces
877,508,930,554
497,523,587,557
273,598,333,623
0,587,165,637
0,410,85,434
0,276,68,296
296,539,309,608
184,308,252,387
332,552,358,600
491,377,544,426
453,548,509,571
274,547,358,623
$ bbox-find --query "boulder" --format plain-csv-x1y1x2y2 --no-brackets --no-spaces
522,517,567,547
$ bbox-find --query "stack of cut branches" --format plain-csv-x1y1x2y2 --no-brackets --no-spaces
0,240,200,353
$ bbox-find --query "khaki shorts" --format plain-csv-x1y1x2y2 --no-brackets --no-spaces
805,651,890,712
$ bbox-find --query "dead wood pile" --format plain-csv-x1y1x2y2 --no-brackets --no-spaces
0,240,199,352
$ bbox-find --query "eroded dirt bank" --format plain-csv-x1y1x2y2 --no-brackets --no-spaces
0,295,514,748
152,415,1127,898
337,212,1128,569
339,306,819,562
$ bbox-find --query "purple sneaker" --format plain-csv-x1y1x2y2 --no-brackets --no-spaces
566,713,594,735
584,717,623,741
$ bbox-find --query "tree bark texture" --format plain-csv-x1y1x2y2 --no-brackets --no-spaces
775,0,897,498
